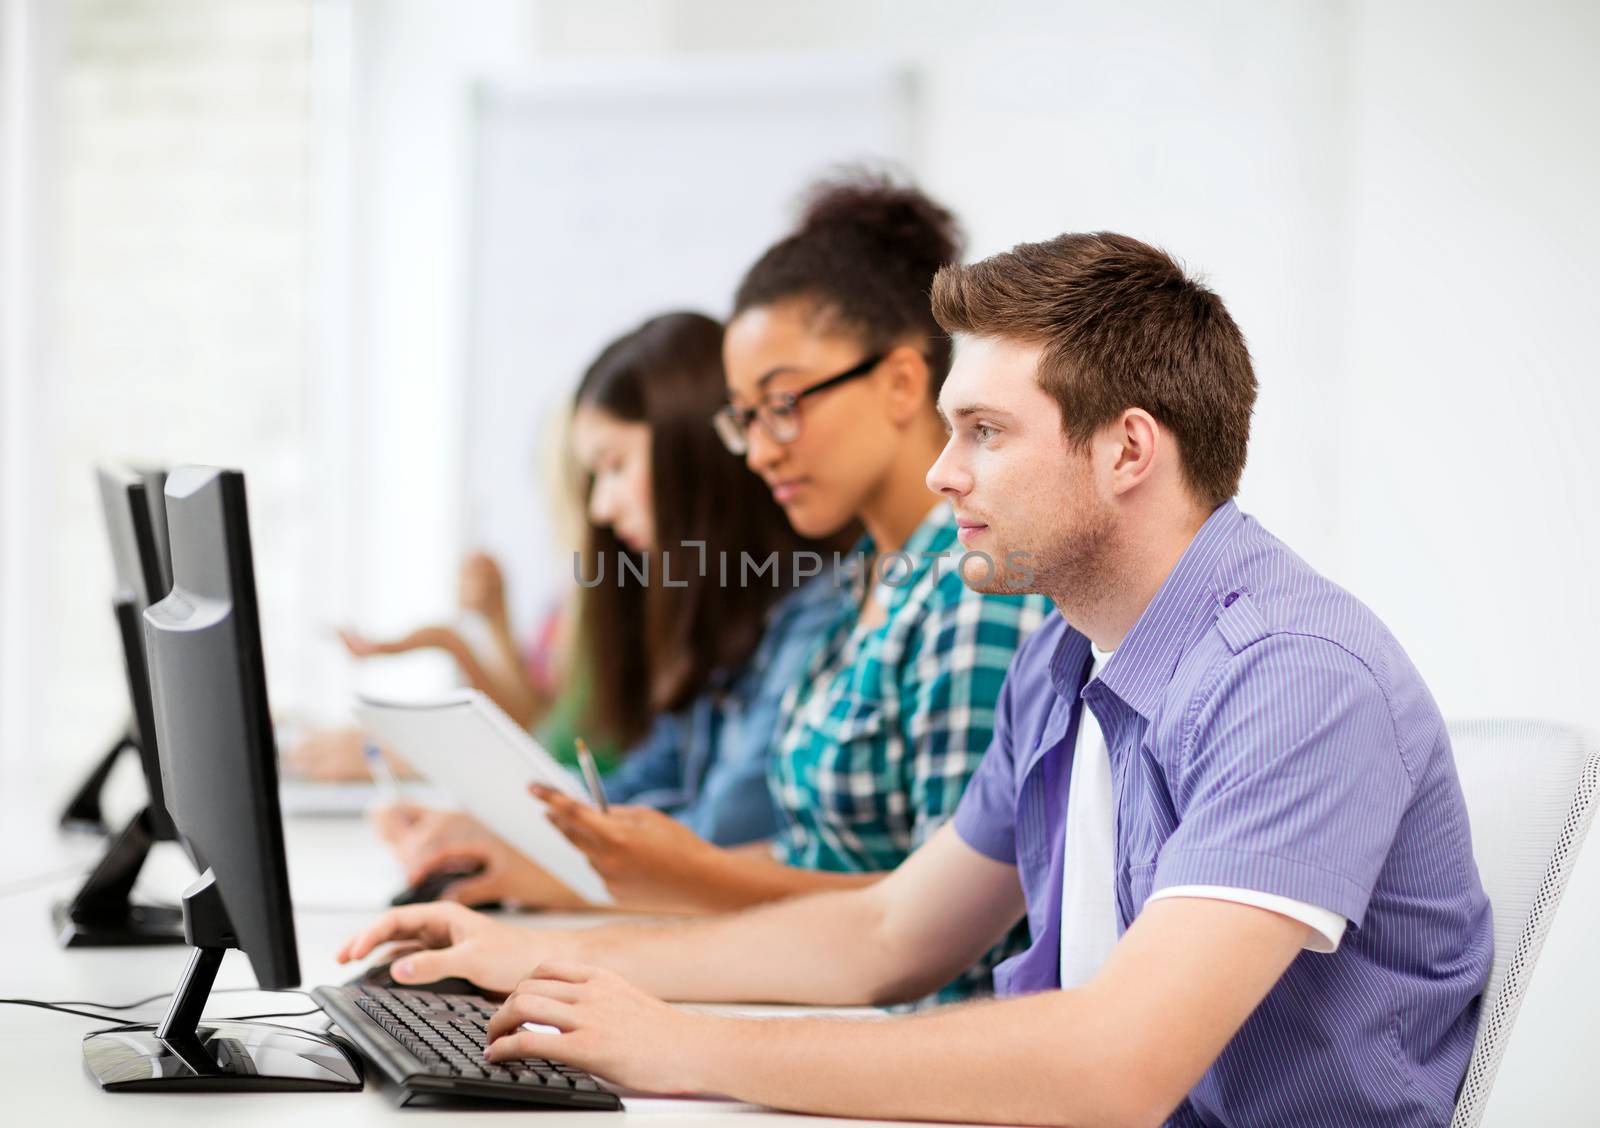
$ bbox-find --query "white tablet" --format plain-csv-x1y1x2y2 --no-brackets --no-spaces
355,689,612,905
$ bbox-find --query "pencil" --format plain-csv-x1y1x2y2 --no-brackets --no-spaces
575,738,609,813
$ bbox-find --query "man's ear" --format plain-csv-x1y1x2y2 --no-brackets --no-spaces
1107,408,1160,497
881,345,933,426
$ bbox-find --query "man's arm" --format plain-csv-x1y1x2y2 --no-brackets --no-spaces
487,896,1311,1127
590,823,1026,1003
338,823,1023,1006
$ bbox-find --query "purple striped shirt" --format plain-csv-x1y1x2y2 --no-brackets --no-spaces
954,500,1492,1127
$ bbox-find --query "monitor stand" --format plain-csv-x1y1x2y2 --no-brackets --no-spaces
81,877,363,1092
53,806,185,947
57,728,135,835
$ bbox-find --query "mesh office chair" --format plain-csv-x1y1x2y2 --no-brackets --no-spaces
1448,719,1600,1128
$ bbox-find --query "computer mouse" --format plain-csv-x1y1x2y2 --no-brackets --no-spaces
389,862,500,909
351,959,488,998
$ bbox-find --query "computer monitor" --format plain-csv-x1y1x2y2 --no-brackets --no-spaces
80,466,361,1092
52,466,188,947
59,465,176,837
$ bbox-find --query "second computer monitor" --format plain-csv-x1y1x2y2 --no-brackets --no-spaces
96,464,176,836
52,467,189,947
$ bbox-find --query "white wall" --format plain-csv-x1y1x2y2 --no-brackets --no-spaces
8,0,317,798
335,0,534,702
0,0,57,781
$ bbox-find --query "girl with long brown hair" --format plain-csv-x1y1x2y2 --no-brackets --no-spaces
379,311,850,905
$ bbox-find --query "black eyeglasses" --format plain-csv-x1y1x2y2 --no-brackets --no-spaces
711,354,885,455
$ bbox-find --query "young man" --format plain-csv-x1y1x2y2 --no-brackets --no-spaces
337,233,1492,1127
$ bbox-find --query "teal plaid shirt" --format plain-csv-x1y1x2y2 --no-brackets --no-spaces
770,505,1050,998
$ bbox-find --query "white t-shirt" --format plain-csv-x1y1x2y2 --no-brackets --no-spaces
1059,647,1347,989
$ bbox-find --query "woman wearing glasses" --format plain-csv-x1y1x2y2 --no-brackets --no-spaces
520,174,1052,997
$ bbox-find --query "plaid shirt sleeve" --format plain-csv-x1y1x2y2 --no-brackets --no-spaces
899,578,1053,849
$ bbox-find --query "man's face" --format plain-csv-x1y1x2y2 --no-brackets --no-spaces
927,336,1115,599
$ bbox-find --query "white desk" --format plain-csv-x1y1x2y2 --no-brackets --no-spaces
0,792,953,1126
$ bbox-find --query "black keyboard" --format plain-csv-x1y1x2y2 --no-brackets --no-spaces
313,983,621,1110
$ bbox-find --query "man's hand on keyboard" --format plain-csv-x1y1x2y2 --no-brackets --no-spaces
335,901,578,995
484,961,714,1095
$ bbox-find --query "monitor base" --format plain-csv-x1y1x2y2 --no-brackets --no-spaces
52,900,185,947
82,1021,363,1092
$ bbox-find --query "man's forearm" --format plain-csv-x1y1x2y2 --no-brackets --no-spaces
678,845,880,913
568,883,902,1005
682,989,1158,1128
557,826,1026,1006
666,897,1315,1126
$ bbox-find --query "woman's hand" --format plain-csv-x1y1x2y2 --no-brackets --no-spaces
531,785,729,913
339,624,466,660
374,805,490,867
458,552,508,625
335,902,579,995
369,799,428,848
485,962,722,1095
375,804,586,909
283,726,369,781
407,834,588,911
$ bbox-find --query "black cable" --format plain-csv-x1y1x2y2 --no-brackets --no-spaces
217,1008,324,1021
1,995,323,1027
49,986,313,1010
0,998,138,1024
47,989,181,1011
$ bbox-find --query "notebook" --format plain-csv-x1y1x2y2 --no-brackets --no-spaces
354,690,612,905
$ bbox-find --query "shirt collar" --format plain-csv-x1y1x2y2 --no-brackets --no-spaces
851,502,955,606
1048,619,1094,700
1093,499,1245,721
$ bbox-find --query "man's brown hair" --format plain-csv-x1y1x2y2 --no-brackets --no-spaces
930,232,1257,507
